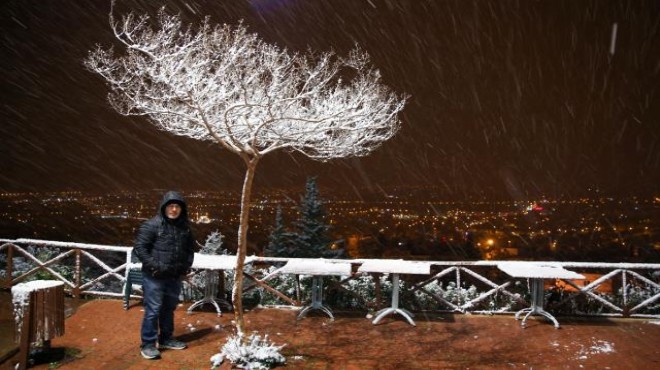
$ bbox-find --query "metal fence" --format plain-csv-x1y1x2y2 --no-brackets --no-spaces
2,238,659,318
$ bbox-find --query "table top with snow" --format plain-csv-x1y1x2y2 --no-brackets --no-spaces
280,259,353,276
497,262,585,279
358,259,432,274
128,254,249,270
192,253,243,270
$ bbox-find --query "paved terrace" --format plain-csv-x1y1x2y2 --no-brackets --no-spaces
1,296,660,369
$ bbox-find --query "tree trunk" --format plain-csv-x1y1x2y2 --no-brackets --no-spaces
232,156,259,336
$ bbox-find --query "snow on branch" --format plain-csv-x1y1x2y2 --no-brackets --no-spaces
85,8,407,160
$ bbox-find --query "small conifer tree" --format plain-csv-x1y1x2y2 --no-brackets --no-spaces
264,206,289,257
289,177,344,259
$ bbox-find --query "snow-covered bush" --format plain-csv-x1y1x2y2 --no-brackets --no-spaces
548,286,610,316
257,266,311,306
200,231,227,255
613,283,660,314
413,281,479,310
211,333,286,369
228,263,263,307
547,277,659,316
411,280,523,312
0,246,76,282
338,273,393,309
255,268,394,310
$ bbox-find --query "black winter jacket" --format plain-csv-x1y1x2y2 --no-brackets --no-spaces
134,191,195,279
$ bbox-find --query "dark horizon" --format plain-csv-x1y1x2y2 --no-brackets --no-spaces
2,0,659,201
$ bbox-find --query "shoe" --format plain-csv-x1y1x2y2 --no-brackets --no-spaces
159,338,187,350
140,344,161,359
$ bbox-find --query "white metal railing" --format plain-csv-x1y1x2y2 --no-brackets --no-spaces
1,238,132,298
1,238,659,318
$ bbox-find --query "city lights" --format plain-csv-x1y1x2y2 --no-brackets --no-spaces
1,188,657,262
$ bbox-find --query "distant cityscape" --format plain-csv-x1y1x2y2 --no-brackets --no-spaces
1,188,658,263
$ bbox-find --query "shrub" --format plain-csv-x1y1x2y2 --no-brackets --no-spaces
211,333,286,369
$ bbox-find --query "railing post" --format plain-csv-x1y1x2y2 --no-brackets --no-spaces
73,249,81,298
295,274,301,302
622,270,629,317
4,244,14,289
456,267,462,307
373,272,382,310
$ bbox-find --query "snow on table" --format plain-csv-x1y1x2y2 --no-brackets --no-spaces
126,254,245,270
281,259,352,276
357,259,432,275
192,253,241,270
497,262,585,280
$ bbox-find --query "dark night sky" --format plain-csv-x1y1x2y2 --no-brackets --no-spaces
1,0,659,200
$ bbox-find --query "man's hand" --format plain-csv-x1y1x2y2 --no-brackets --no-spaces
150,262,171,277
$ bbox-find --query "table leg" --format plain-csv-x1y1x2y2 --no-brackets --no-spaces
515,278,559,329
372,274,415,326
297,276,334,321
187,269,230,316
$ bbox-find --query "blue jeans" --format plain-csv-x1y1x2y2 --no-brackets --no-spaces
140,273,182,347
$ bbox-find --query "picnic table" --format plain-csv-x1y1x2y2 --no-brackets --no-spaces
280,259,353,321
358,259,432,326
498,262,585,328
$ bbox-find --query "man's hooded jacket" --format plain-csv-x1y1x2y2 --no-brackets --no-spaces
134,191,195,279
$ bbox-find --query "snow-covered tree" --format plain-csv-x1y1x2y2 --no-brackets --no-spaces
263,206,288,258
200,230,226,255
289,177,342,259
85,4,407,335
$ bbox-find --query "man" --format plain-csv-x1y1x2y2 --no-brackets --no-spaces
134,190,196,359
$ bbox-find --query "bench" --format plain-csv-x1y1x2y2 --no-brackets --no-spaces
123,249,143,310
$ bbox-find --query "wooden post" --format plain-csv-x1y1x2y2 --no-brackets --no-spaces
17,294,32,370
